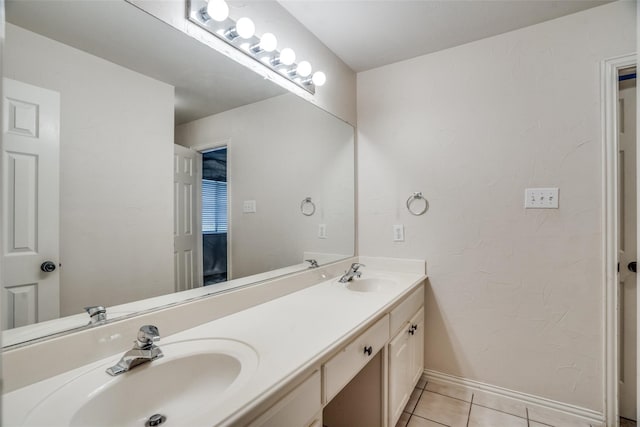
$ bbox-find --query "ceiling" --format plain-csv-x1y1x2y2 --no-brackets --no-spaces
279,0,613,72
6,0,286,124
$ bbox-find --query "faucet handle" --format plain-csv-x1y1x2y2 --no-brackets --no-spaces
305,259,319,268
84,305,106,316
351,262,365,271
84,306,106,324
136,325,160,348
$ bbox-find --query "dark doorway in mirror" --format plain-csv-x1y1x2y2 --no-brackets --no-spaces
202,147,228,285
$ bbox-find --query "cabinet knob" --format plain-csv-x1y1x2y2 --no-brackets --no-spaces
408,328,415,335
364,346,373,356
412,324,419,331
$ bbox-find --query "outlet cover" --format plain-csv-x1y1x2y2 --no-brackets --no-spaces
524,188,559,209
393,224,405,242
243,200,257,213
318,224,327,239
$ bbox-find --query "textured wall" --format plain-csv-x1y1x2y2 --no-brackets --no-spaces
5,24,175,316
176,93,355,279
357,2,636,411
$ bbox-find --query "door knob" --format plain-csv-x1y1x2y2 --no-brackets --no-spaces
628,261,637,273
40,261,56,273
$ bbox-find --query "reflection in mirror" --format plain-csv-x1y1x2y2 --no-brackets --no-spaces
2,0,354,347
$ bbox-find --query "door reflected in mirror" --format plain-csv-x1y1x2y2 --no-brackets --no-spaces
1,0,354,347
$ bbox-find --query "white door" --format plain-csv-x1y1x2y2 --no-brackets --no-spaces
618,74,637,420
174,144,202,292
2,78,60,329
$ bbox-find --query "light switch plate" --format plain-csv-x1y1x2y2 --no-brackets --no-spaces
393,224,405,242
524,188,559,209
243,200,257,213
318,224,327,239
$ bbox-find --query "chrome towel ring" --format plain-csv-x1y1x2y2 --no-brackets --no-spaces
406,192,429,216
300,197,316,216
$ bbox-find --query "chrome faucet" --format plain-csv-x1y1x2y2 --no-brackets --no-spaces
339,263,365,283
306,259,319,268
106,325,163,376
84,305,106,324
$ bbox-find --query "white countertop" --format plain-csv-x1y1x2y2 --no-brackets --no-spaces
4,268,425,427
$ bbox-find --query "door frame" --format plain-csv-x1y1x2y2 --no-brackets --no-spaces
602,53,637,426
191,138,232,281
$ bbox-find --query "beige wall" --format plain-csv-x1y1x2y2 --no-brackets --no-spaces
176,93,354,278
4,24,175,316
128,0,357,126
357,1,636,411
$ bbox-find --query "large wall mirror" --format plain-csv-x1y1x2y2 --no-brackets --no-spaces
2,0,355,347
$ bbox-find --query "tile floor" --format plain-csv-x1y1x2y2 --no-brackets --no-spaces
620,418,637,427
396,375,606,427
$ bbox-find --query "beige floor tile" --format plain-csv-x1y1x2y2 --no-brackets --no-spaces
416,374,427,389
404,388,423,413
620,418,637,427
395,411,412,427
425,381,473,402
468,405,527,427
529,422,552,427
413,391,470,427
527,406,591,427
408,415,448,427
472,390,527,418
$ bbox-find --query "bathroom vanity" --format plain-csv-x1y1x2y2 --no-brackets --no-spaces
0,1,425,425
3,257,426,427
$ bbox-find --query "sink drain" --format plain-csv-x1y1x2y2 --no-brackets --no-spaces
145,414,167,427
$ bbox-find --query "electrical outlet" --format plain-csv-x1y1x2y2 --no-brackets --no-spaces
393,224,404,242
524,188,559,209
243,200,257,213
318,224,327,239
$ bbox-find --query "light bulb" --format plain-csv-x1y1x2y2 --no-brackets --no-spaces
259,33,278,52
312,71,326,87
280,48,296,66
206,0,229,22
236,17,255,39
296,61,312,77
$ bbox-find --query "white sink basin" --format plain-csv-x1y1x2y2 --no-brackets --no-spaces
23,339,258,427
346,278,398,292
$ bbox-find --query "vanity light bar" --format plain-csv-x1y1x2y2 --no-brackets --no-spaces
188,0,326,95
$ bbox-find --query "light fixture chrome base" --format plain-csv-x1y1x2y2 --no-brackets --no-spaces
187,0,317,95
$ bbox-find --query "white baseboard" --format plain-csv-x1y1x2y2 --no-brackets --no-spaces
424,369,604,425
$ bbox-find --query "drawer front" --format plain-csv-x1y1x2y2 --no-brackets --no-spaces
249,370,321,427
389,284,424,335
323,314,390,403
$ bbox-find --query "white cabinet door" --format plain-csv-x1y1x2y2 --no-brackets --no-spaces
409,307,425,386
388,324,411,426
388,306,425,427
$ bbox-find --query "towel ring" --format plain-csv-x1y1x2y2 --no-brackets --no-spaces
406,192,429,216
300,197,316,216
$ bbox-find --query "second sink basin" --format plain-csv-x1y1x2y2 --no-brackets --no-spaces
23,338,259,427
346,278,398,292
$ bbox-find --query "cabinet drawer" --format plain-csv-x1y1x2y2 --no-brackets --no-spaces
389,284,424,335
323,314,390,403
249,370,321,427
